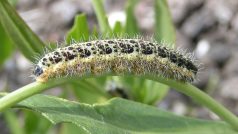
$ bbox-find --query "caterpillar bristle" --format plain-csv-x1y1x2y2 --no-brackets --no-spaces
32,38,199,83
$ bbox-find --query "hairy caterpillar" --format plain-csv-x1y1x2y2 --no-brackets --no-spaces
32,39,198,83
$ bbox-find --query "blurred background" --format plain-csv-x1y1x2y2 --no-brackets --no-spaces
1,0,238,133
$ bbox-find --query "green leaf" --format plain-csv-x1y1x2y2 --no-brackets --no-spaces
60,123,89,134
123,0,169,105
154,0,176,47
147,0,177,104
3,110,25,134
113,76,168,105
23,110,52,134
112,21,124,36
125,0,139,36
8,0,18,6
12,94,237,134
140,79,168,104
0,23,14,66
69,78,109,104
92,25,99,37
91,0,111,34
0,0,45,61
66,14,89,44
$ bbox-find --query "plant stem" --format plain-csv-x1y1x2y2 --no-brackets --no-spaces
0,75,237,130
0,79,67,112
149,76,238,130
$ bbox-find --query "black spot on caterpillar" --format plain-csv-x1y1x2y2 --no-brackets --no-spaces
32,39,198,83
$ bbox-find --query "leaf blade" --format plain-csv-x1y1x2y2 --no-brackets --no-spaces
0,0,45,61
154,0,176,47
125,0,139,36
10,94,237,134
3,110,25,134
91,0,111,34
0,23,14,66
66,13,89,43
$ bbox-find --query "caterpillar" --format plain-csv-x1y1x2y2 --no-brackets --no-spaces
32,39,198,83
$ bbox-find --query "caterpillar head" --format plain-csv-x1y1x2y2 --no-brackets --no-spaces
32,64,48,82
32,59,52,82
33,65,43,77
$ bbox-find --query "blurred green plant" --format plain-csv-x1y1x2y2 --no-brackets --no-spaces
0,24,14,66
155,0,176,46
0,0,238,133
0,0,44,61
125,0,139,36
66,13,89,43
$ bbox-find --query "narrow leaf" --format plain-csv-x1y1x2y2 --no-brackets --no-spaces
152,0,177,102
114,77,168,104
91,0,111,34
112,21,124,36
0,23,14,66
3,110,25,134
125,0,139,36
23,110,52,134
69,79,109,104
123,0,169,105
154,0,176,47
66,13,89,43
0,0,45,61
